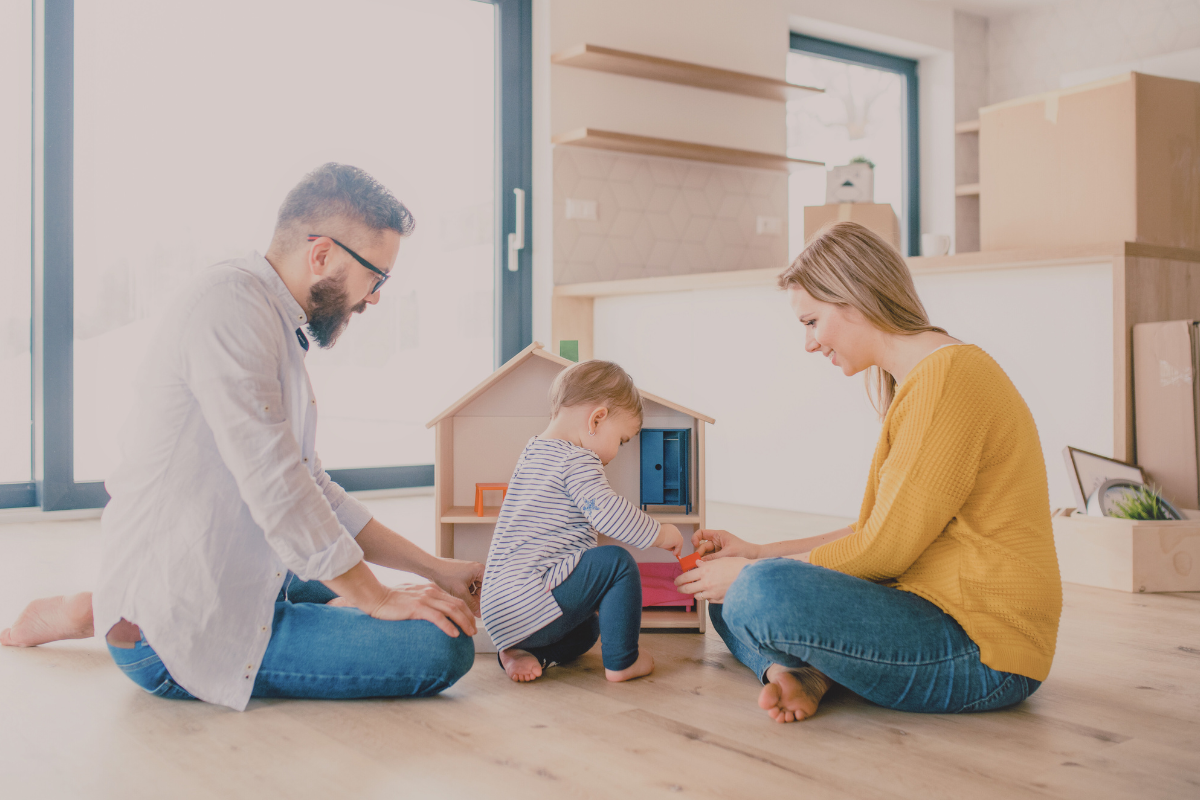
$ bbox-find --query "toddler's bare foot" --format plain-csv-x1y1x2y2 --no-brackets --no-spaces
758,664,830,723
0,592,95,647
499,648,543,682
605,650,653,682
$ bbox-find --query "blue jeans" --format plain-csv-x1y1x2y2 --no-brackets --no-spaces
107,573,475,701
510,545,641,672
710,559,1041,714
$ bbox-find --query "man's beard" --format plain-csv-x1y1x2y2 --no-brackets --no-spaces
307,272,367,349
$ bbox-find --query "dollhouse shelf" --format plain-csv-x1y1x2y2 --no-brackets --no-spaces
551,43,823,102
955,120,981,134
641,608,703,629
439,507,701,525
552,128,823,173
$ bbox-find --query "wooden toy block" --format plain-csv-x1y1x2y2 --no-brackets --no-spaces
677,551,703,572
474,483,508,517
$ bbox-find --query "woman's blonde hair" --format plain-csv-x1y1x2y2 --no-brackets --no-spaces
549,359,644,422
777,221,946,416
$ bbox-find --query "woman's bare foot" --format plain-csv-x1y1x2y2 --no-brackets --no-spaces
0,593,95,647
758,664,831,723
605,650,654,682
499,648,543,682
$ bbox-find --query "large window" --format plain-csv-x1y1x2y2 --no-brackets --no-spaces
787,34,919,257
4,0,532,509
0,1,33,496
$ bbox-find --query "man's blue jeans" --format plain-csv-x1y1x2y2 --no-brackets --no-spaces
710,559,1042,714
106,573,475,701
510,545,641,672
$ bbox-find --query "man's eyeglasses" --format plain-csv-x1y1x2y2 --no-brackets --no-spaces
306,234,390,295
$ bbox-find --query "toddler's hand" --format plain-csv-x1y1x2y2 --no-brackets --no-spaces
655,523,684,558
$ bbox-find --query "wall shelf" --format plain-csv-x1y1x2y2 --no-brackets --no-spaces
956,183,981,197
955,120,981,134
552,43,822,102
552,128,823,173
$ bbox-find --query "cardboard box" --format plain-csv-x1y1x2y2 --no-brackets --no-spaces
1052,512,1200,593
979,72,1200,251
804,203,900,251
1133,320,1200,509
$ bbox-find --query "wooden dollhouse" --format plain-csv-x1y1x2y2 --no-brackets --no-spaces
426,342,714,650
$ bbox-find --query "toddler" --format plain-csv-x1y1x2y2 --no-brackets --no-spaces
481,360,683,683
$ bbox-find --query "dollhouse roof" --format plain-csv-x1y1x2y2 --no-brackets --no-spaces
426,342,715,427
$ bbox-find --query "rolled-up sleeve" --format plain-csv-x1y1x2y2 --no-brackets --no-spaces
311,452,373,537
179,279,363,581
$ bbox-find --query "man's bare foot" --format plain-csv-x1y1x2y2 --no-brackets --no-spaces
499,648,543,682
605,650,653,682
0,592,95,647
758,664,831,723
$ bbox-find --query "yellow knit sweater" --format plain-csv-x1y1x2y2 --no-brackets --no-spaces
810,345,1062,682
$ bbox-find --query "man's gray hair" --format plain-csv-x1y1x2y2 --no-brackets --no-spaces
276,163,415,237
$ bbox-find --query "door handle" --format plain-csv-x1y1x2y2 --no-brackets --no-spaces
507,187,525,272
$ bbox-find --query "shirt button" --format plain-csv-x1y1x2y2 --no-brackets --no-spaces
262,626,268,632
276,572,282,578
303,457,308,462
247,664,254,670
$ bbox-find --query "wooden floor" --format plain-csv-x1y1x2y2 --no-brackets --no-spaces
1,497,1198,799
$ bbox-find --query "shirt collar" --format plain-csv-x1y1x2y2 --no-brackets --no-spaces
244,250,308,328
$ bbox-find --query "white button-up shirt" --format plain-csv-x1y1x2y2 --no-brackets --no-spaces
93,252,371,711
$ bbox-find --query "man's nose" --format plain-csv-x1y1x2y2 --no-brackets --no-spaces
365,291,381,306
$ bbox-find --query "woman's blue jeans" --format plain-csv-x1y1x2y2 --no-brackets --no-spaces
710,559,1041,714
106,573,475,701
510,545,641,672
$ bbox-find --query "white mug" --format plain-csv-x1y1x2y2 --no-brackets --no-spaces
921,234,951,257
921,235,950,256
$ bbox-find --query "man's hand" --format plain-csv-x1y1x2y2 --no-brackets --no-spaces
430,558,485,617
693,529,762,561
655,523,684,558
334,583,477,638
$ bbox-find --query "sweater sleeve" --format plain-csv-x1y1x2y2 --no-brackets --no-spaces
563,451,661,549
810,360,988,581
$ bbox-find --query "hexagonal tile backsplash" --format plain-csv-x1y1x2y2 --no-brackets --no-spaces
553,146,789,285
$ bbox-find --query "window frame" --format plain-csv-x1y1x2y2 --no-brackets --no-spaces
789,32,920,257
3,0,532,509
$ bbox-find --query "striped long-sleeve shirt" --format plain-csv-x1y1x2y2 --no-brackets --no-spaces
480,437,661,651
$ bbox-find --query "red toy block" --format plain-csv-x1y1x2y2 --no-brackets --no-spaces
677,551,704,572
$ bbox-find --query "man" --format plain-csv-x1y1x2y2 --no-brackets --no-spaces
1,164,482,710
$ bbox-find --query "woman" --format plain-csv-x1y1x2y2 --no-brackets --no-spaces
677,221,1062,723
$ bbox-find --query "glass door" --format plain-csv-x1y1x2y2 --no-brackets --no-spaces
0,1,33,500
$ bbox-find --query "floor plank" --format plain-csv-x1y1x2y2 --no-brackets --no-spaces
1,497,1197,799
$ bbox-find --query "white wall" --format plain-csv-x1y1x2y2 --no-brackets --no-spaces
532,0,966,343
593,262,1114,517
988,0,1200,103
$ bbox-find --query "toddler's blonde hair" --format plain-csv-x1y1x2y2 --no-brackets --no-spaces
777,221,946,416
549,360,643,422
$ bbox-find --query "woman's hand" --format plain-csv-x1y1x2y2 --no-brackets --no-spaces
693,529,762,561
674,557,751,604
429,558,485,617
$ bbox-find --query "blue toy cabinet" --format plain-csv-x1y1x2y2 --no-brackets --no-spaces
640,428,691,514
